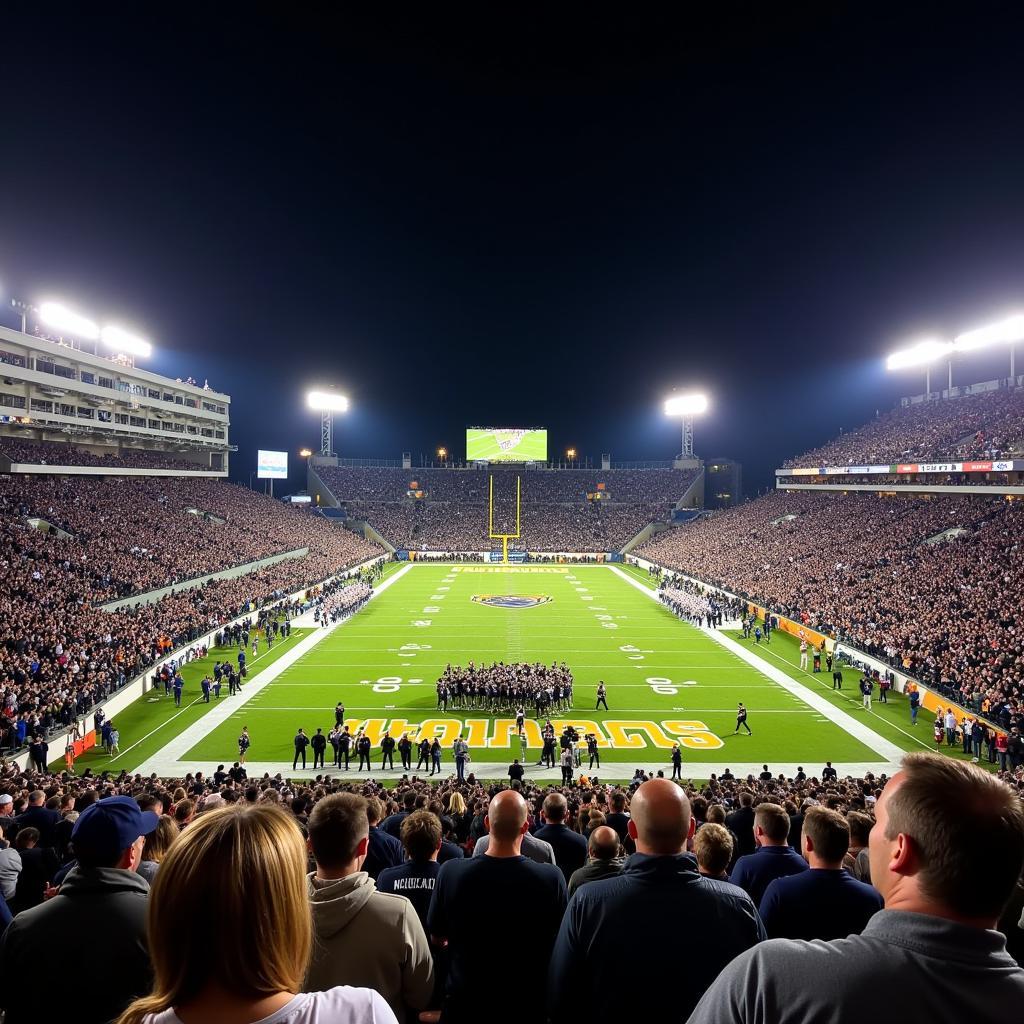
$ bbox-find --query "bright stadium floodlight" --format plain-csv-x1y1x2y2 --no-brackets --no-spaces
663,392,709,459
101,324,152,359
306,389,349,456
38,301,100,340
886,338,953,397
306,390,349,412
954,314,1024,378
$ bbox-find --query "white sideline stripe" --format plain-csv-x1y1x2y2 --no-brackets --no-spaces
127,759,895,780
132,565,414,775
606,565,904,769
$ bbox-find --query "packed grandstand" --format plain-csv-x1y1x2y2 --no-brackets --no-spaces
0,380,1023,1023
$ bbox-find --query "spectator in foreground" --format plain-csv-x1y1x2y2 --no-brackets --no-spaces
758,806,882,940
362,796,404,880
0,796,158,1024
305,794,434,1023
687,754,1024,1024
377,810,444,933
728,802,807,905
567,825,623,896
548,779,765,1023
428,790,567,1024
116,804,397,1024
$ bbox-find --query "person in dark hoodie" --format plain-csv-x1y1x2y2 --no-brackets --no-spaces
0,796,157,1024
305,793,434,1023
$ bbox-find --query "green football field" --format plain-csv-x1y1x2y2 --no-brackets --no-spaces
84,560,966,781
465,427,548,462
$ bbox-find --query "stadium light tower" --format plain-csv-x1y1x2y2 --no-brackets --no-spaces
885,338,953,397
663,393,709,459
954,314,1024,380
306,389,349,456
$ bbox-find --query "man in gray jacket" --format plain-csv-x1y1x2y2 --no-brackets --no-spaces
688,754,1024,1024
0,796,157,1024
305,792,434,1023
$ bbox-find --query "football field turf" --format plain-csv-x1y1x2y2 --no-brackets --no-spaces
111,561,953,781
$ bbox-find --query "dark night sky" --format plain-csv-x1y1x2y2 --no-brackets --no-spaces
2,5,1024,494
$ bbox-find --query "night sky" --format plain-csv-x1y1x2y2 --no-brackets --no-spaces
2,6,1024,494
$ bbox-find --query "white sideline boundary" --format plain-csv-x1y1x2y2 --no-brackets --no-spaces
131,564,413,775
607,565,904,770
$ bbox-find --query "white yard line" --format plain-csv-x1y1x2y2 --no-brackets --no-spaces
607,565,905,769
131,565,414,774
127,759,895,780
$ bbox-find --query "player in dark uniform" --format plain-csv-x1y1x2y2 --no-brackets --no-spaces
733,702,752,735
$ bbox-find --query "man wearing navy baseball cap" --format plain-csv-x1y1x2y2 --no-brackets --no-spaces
0,796,158,1024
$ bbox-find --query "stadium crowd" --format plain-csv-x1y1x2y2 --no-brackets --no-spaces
0,439,212,473
641,489,1024,722
0,473,380,754
320,465,695,504
785,384,1024,467
0,754,1018,1024
345,500,670,551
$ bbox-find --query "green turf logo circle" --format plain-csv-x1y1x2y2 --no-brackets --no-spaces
472,594,552,608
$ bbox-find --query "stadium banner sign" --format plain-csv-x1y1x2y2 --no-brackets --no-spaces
777,460,1021,476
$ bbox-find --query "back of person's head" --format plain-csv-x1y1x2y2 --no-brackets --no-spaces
846,811,873,848
448,792,467,815
486,791,528,842
543,793,568,823
694,823,733,877
802,807,849,865
877,753,1024,921
142,816,180,864
307,793,369,871
738,791,753,808
705,804,726,825
588,825,620,862
401,810,442,861
117,805,310,1024
754,803,789,843
28,790,44,806
15,827,39,851
173,800,194,826
402,790,417,811
628,779,692,855
365,795,384,826
610,792,626,812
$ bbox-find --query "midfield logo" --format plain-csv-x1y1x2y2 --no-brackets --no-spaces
472,594,553,608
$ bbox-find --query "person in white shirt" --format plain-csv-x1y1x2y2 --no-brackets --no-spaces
116,804,397,1024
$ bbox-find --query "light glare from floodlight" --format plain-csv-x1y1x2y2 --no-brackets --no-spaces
39,301,100,339
885,338,953,371
306,390,349,411
101,324,152,358
664,393,709,416
954,314,1024,353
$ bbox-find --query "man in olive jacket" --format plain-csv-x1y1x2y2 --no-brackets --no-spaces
0,796,158,1024
305,792,434,1023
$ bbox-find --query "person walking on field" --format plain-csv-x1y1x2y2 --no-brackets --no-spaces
238,726,250,764
734,703,752,736
595,682,609,711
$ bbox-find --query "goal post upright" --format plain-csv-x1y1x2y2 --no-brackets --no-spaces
488,473,521,565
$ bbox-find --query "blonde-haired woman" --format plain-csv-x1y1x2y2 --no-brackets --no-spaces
117,804,396,1024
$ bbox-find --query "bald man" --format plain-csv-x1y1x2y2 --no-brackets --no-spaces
568,825,623,897
548,779,764,1023
428,790,566,1024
